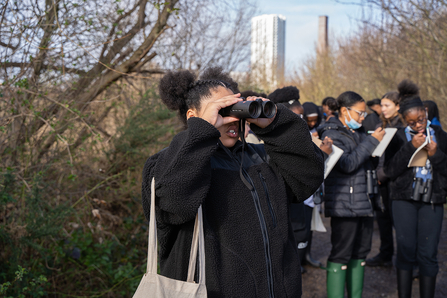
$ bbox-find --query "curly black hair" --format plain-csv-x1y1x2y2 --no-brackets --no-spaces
268,86,300,104
397,79,424,116
158,67,239,126
398,79,419,100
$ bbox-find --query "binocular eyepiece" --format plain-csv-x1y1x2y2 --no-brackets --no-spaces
219,98,276,119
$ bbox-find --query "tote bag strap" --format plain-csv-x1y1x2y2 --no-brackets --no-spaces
147,178,206,285
186,205,205,284
147,177,158,274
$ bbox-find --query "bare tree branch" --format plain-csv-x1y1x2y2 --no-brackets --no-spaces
0,41,18,50
1,61,87,75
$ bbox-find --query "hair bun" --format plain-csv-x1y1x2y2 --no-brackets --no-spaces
159,70,196,111
397,79,419,97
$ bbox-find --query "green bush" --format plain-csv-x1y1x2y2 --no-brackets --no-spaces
0,266,48,298
109,88,178,173
0,87,179,297
0,169,68,297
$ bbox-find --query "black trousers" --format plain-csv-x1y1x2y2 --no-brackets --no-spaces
392,200,443,277
376,184,394,260
328,217,374,264
290,203,312,261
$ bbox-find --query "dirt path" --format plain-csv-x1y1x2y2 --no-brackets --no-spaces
301,211,447,297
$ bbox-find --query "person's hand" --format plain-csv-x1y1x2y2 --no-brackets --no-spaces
411,133,426,148
425,140,438,156
200,94,243,128
371,127,385,142
320,136,333,155
245,96,277,128
312,131,319,138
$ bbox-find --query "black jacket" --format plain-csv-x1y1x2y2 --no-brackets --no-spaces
374,115,405,211
384,125,447,204
318,117,379,217
141,105,324,298
362,111,381,133
376,115,405,183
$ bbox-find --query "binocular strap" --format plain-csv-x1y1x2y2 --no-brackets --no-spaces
238,119,254,191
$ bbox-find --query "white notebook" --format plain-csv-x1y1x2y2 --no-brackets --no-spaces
408,137,430,167
324,145,344,179
371,128,398,157
312,136,344,179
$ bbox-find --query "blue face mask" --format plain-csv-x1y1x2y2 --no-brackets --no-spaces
344,111,362,130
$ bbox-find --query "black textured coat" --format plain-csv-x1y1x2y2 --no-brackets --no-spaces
141,105,324,298
384,125,447,204
318,117,379,217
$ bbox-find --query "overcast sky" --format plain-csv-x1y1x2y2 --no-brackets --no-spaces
255,0,364,72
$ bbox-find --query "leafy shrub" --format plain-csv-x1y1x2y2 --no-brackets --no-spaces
0,169,68,297
0,87,179,297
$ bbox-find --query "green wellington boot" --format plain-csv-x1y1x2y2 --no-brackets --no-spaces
326,261,348,298
346,259,366,298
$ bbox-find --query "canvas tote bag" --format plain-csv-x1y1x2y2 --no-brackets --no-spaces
133,178,207,298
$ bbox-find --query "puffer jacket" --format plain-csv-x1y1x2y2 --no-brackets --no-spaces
318,117,379,217
141,105,324,298
384,124,447,204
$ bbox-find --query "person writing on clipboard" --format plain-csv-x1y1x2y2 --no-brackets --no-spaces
366,91,404,268
317,91,385,298
384,80,447,298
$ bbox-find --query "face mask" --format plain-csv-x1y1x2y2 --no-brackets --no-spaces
344,110,362,130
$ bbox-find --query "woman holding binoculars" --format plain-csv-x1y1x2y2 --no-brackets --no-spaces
384,80,447,298
141,67,324,297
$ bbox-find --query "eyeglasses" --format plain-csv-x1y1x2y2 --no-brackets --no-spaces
407,117,427,128
347,107,368,118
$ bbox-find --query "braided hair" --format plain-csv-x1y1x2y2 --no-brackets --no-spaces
159,67,239,126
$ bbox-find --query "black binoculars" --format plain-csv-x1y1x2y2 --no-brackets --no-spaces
412,178,433,203
219,98,276,119
366,170,379,195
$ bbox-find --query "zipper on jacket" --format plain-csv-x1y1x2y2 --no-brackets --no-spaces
220,144,275,298
243,168,275,298
258,171,277,228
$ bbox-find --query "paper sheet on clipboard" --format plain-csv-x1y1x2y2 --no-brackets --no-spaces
312,136,344,179
371,128,397,157
408,138,429,167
